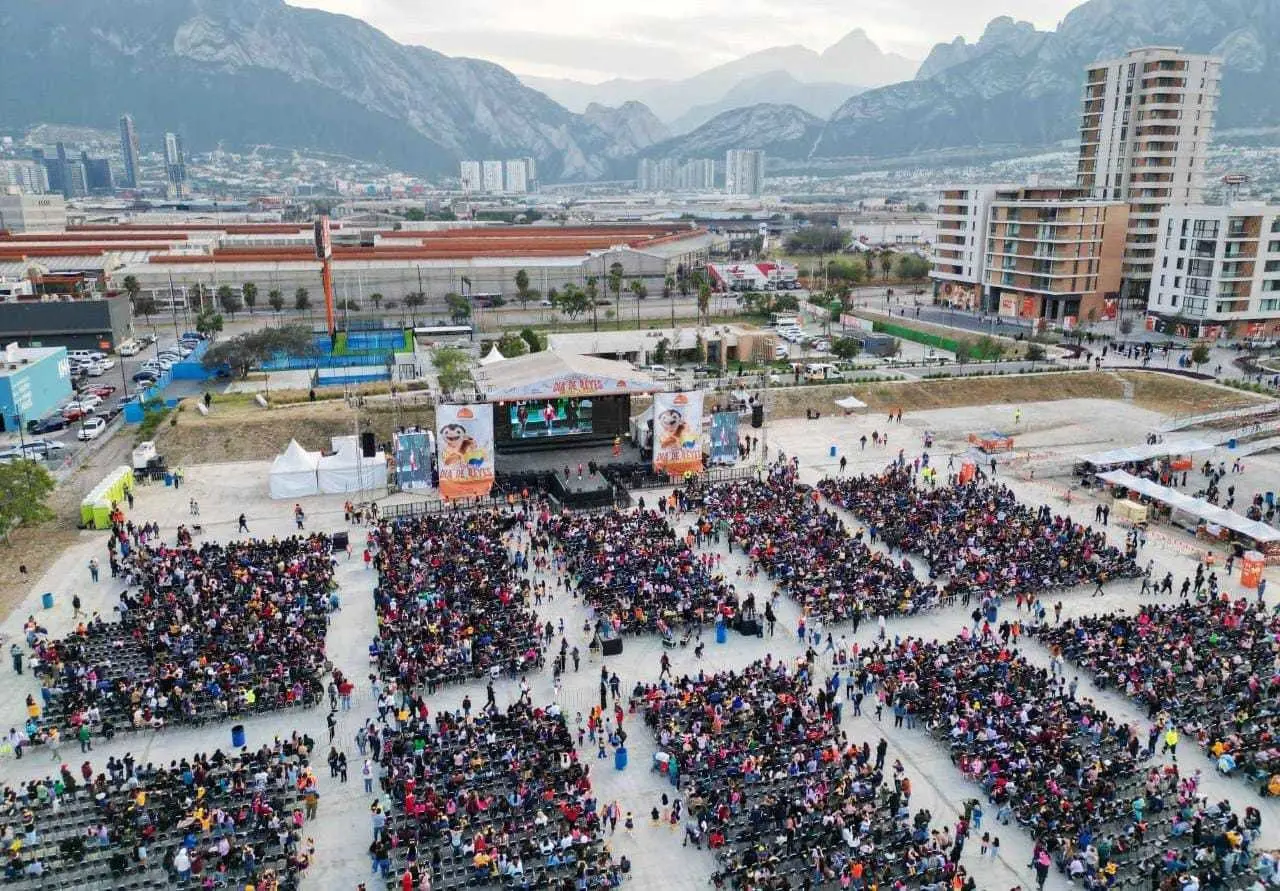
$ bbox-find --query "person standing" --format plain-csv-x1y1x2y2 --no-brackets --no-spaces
87,559,99,584
238,514,249,533
10,644,23,675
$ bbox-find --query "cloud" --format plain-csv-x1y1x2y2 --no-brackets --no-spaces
286,0,1083,79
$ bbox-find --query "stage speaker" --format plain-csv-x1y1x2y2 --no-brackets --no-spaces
331,531,349,551
361,432,376,457
751,405,764,428
601,638,624,657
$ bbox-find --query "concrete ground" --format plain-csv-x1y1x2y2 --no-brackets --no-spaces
0,397,1277,891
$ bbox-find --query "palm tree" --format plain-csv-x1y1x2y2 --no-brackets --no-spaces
369,292,383,312
514,269,530,308
404,291,426,325
241,281,258,314
879,252,894,282
697,282,711,326
664,274,675,326
585,276,599,332
122,274,141,305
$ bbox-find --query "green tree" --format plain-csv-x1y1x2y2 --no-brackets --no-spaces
405,291,428,324
0,459,56,543
241,281,258,314
608,261,625,307
879,252,894,281
585,276,600,332
519,327,544,353
825,258,868,284
432,347,473,396
201,325,317,378
293,288,310,312
496,331,529,357
194,309,224,337
267,289,284,315
629,279,647,301
1191,343,1211,368
404,207,426,222
369,292,383,312
1025,343,1047,361
784,227,847,254
514,269,531,308
554,284,591,321
133,294,159,319
894,254,930,280
189,283,207,312
830,337,861,360
654,337,670,366
216,285,243,318
443,292,470,325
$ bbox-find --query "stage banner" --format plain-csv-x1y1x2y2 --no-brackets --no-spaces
436,404,495,500
709,411,739,466
394,431,433,491
653,391,705,477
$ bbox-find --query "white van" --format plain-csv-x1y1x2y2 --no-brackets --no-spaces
67,349,95,361
804,363,841,382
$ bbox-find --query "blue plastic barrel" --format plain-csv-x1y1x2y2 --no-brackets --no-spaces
1228,438,1238,449
715,622,727,644
231,724,246,748
41,592,54,610
829,445,837,457
1267,492,1275,507
614,746,628,771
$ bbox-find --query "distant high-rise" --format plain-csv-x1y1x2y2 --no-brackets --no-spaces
459,160,481,192
0,160,49,195
119,114,141,189
44,142,87,199
81,151,114,194
1075,46,1221,307
481,160,504,193
724,149,765,196
164,131,186,196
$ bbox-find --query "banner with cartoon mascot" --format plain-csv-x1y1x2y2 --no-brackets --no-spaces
436,404,495,500
652,391,705,477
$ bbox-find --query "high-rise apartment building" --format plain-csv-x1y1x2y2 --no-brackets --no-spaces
504,159,529,194
1076,46,1221,306
0,160,49,195
481,160,504,193
119,114,141,189
724,149,765,196
164,132,186,196
1149,203,1280,337
931,185,1016,310
459,160,481,192
638,157,717,192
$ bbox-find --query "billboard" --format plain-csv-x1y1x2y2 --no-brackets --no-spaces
709,412,739,466
436,404,495,500
652,391,705,477
394,431,434,491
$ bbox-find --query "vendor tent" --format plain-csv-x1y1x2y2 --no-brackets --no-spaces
317,435,388,495
834,396,868,411
1080,439,1215,468
268,439,320,499
479,346,506,366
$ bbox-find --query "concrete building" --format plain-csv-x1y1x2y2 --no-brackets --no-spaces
1148,203,1280,338
0,160,49,195
546,324,777,368
724,150,765,196
930,185,1014,310
983,187,1129,325
0,194,68,234
504,159,529,194
44,143,86,199
119,114,141,189
0,343,72,433
1076,47,1222,307
164,132,186,197
81,153,114,194
481,161,504,194
459,161,481,192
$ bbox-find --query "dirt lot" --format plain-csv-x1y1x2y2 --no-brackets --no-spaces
1114,371,1271,416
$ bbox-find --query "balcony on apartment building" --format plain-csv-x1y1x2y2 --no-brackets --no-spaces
1225,217,1263,239
1219,261,1255,280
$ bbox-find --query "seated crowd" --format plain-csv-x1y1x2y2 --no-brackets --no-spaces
372,694,627,891
865,633,1268,890
1032,599,1280,793
679,463,941,621
638,655,971,891
1,733,319,890
26,534,334,739
544,508,737,636
370,510,543,692
818,465,1140,602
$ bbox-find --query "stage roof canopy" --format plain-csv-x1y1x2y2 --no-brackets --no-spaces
476,351,663,401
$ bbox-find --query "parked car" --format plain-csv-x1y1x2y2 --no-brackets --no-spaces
85,361,106,377
87,385,117,399
117,340,142,357
138,333,158,345
77,417,107,440
27,415,69,434
19,440,67,459
132,370,159,384
181,331,207,341
62,406,89,422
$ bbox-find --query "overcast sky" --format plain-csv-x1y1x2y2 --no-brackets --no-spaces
286,0,1082,82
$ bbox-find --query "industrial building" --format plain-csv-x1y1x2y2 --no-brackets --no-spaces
0,344,73,434
1148,203,1280,337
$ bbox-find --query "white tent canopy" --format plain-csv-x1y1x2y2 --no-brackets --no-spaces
268,439,320,499
834,396,868,411
1081,439,1215,468
317,435,388,495
1099,470,1280,544
479,346,506,366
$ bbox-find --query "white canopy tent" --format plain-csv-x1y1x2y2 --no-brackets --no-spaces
317,435,388,495
479,347,506,366
1098,470,1280,545
1081,440,1215,468
834,396,868,411
268,439,321,500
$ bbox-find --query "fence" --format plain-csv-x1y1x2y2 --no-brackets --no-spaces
869,319,960,354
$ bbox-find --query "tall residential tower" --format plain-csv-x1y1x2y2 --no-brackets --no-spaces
119,114,141,189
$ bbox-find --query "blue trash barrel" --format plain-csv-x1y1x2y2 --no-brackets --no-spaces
1267,492,1275,507
614,746,628,771
1228,438,1237,449
231,724,246,748
164,473,174,487
829,445,837,457
41,592,54,610
715,622,727,644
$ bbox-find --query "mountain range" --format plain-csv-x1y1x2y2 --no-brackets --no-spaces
4,0,1279,182
523,29,916,129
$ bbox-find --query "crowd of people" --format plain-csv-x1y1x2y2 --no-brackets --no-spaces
637,655,975,890
544,508,737,637
1,733,318,889
679,463,942,622
369,692,627,891
370,510,544,692
863,633,1267,889
818,464,1141,602
24,533,335,741
1032,598,1280,795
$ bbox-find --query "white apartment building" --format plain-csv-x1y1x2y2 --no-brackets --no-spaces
459,160,481,192
1076,47,1221,305
1149,203,1280,337
0,160,49,195
481,160,504,193
930,185,1017,310
504,159,529,194
724,149,765,196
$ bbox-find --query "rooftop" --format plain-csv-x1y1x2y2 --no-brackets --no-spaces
474,351,662,401
0,344,65,376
